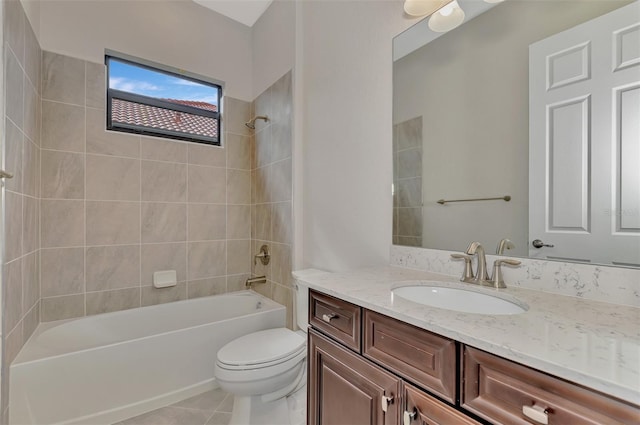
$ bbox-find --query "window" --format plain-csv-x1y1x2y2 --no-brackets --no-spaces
106,54,222,145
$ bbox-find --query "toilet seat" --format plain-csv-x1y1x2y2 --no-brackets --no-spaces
216,328,306,371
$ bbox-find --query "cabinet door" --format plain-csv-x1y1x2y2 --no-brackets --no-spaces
309,329,401,425
403,383,481,425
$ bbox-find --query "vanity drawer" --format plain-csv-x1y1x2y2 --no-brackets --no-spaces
404,382,481,425
309,290,361,352
363,310,457,403
462,347,640,425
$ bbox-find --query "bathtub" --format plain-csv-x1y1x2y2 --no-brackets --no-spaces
9,291,285,425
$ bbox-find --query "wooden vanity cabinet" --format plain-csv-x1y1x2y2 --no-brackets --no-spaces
461,346,640,425
404,382,481,425
308,329,401,425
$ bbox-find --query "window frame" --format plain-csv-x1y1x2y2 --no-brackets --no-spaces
105,52,224,146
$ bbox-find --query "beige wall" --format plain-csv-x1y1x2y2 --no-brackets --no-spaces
300,1,417,271
2,0,41,419
39,51,255,321
36,0,253,101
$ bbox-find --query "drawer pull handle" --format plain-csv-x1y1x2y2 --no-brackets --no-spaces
380,395,394,412
522,404,549,425
322,313,337,323
403,410,417,425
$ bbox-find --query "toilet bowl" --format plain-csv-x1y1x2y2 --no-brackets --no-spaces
214,273,323,425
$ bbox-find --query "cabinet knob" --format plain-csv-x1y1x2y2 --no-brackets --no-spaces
322,313,337,323
380,395,394,412
403,410,417,425
522,404,549,424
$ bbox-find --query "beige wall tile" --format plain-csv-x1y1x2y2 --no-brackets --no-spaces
187,277,226,299
396,116,422,151
41,150,85,199
226,133,251,170
224,97,251,136
141,283,187,306
188,241,226,280
227,274,250,292
227,240,250,275
141,137,188,163
86,107,140,158
397,148,422,179
86,154,140,201
24,78,40,144
5,0,25,65
23,302,40,344
272,201,292,245
252,204,272,241
86,201,140,246
188,204,225,241
5,323,23,366
6,43,24,128
24,20,41,95
86,62,106,109
227,169,250,204
187,165,225,203
86,288,140,315
254,127,271,169
5,119,23,193
251,280,272,299
22,251,40,312
141,202,187,243
86,245,140,291
42,51,85,105
141,161,187,202
270,158,292,203
271,243,292,287
41,248,84,297
187,143,225,167
23,195,39,254
141,243,187,285
41,101,85,152
41,200,84,248
227,205,250,239
23,136,40,197
41,294,85,322
271,121,292,164
252,166,269,205
253,87,271,133
272,283,294,329
397,207,423,237
5,192,23,261
4,258,23,332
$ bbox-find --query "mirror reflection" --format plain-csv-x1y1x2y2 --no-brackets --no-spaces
392,0,640,267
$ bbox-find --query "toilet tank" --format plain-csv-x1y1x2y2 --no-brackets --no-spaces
292,269,327,331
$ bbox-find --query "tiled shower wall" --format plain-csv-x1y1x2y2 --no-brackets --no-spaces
251,71,294,329
2,0,42,419
393,116,422,247
39,51,256,321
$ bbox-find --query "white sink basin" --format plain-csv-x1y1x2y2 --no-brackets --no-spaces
392,284,527,315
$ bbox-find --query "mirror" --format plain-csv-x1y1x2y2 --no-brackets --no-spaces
392,0,640,267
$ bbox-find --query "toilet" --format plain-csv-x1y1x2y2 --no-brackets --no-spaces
214,275,317,425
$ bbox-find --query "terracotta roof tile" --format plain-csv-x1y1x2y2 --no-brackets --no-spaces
112,98,218,139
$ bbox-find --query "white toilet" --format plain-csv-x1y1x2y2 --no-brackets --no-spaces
214,277,314,425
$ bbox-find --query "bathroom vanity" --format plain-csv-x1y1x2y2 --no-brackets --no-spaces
300,267,640,425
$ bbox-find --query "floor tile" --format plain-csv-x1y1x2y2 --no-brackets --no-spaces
216,394,234,413
205,412,232,425
114,406,210,425
173,389,228,411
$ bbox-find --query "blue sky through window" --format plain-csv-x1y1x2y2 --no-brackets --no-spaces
108,58,219,107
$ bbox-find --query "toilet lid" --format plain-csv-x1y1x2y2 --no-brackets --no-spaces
217,328,305,367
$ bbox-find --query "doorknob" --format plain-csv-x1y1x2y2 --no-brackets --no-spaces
532,239,554,249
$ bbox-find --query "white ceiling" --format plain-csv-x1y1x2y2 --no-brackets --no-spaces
192,0,274,27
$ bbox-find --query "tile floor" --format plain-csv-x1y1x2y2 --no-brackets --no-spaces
113,388,233,425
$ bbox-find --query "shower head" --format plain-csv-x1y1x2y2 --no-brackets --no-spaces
245,115,269,129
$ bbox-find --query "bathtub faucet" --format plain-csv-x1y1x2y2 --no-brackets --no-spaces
246,276,267,288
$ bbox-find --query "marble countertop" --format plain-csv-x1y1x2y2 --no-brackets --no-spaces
294,266,640,405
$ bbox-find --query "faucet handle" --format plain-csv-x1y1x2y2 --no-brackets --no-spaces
451,253,475,283
490,258,522,288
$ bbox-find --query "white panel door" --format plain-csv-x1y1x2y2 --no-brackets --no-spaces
529,2,640,266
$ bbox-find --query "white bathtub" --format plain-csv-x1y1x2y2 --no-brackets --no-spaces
9,291,285,425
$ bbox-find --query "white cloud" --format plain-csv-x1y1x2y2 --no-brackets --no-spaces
110,77,160,93
172,79,204,87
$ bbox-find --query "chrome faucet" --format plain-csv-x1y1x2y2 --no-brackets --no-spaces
465,241,490,285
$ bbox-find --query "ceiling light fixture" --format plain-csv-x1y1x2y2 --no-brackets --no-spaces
403,0,452,18
428,0,465,32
